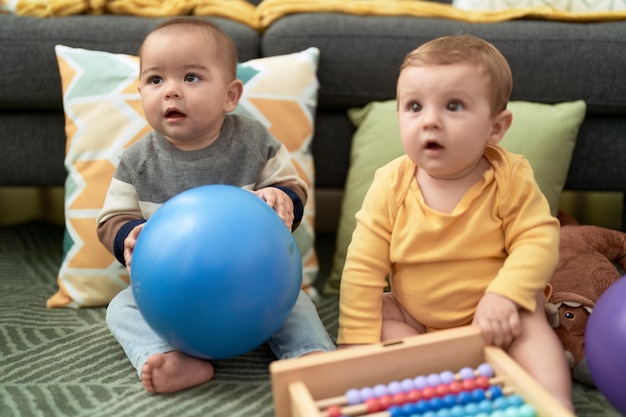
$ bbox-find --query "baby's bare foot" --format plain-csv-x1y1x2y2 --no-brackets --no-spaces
141,351,214,394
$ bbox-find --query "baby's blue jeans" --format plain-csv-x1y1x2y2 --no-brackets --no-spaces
106,286,336,377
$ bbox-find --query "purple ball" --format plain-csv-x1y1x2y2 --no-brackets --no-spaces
585,277,626,414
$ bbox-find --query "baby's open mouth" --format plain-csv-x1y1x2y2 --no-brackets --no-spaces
425,141,443,150
165,110,186,118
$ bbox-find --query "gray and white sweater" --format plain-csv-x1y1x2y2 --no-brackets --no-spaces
97,114,307,266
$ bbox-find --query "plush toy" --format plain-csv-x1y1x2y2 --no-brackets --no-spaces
545,219,626,386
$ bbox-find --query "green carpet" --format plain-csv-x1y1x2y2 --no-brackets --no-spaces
0,222,621,416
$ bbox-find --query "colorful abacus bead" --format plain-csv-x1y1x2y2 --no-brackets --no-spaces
387,386,528,417
345,388,362,405
325,405,342,417
332,363,498,415
478,363,495,378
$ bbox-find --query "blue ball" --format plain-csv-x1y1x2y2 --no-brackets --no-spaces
131,184,302,360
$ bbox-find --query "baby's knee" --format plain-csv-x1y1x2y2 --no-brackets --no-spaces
105,286,135,327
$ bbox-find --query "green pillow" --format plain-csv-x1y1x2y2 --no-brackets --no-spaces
324,99,586,294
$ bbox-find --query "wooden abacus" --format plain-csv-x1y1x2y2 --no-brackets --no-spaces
270,326,576,417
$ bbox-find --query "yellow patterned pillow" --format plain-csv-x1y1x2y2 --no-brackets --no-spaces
49,45,321,308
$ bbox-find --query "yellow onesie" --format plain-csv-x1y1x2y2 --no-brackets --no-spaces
338,145,559,344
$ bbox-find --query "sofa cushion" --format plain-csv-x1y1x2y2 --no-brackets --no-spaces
324,99,586,294
48,45,321,308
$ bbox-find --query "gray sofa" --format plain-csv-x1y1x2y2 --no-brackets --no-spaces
1,6,625,417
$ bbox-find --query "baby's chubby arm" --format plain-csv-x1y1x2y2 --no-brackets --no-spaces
472,292,521,350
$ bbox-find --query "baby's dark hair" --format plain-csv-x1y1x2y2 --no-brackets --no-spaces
140,17,238,80
400,35,512,113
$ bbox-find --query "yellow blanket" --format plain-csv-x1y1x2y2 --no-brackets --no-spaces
194,0,256,25
256,0,626,29
105,0,256,26
105,0,196,16
8,0,256,26
6,0,626,33
9,0,96,17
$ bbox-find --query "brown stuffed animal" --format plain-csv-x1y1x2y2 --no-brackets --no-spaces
545,222,626,385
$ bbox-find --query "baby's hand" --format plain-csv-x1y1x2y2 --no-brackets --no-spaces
472,292,521,349
124,223,145,273
252,188,294,230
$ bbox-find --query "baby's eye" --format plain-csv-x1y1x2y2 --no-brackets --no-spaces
149,76,163,85
447,101,464,111
184,74,200,83
408,102,422,113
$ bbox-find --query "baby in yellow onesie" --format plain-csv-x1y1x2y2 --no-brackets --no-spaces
338,34,573,412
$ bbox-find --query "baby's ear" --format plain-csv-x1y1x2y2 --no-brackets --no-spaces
224,79,244,113
488,109,513,145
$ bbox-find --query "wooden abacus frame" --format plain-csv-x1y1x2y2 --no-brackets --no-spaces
270,326,576,417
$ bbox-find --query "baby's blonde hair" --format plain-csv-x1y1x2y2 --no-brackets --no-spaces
400,35,512,113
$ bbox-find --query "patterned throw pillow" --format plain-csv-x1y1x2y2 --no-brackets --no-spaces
48,45,321,308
